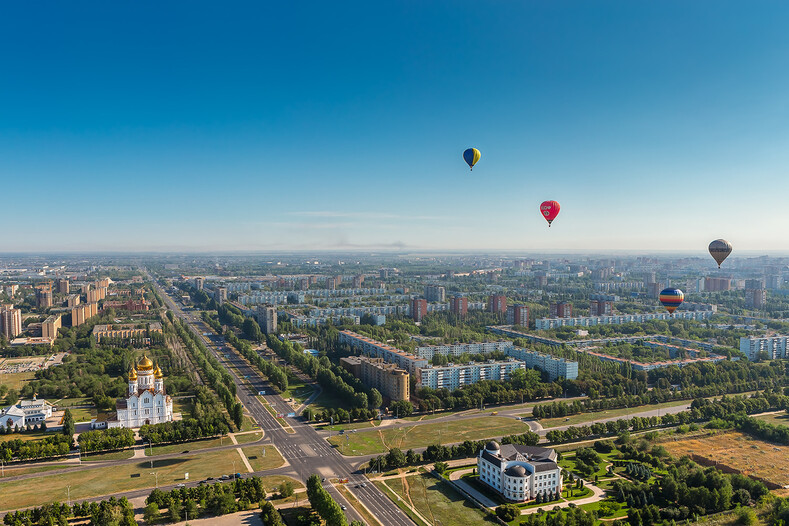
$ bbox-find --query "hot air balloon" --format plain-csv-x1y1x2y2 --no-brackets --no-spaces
659,288,684,314
708,239,732,268
540,200,560,227
463,148,481,170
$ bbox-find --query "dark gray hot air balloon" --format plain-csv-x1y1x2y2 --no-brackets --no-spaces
708,239,732,268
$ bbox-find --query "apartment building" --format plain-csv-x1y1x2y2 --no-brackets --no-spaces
740,335,789,361
71,302,98,327
340,356,410,401
488,294,507,314
42,314,62,340
536,310,713,330
425,285,446,303
506,305,529,327
1,306,22,339
418,359,525,390
338,331,428,376
256,304,277,334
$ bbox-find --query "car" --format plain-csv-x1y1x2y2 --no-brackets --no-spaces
206,477,214,480
341,505,347,510
220,475,231,480
175,483,185,488
181,450,190,454
198,480,207,485
361,482,367,487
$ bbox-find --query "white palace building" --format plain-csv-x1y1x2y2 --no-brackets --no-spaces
477,441,563,502
104,355,173,428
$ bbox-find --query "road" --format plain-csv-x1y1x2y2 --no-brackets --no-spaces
150,274,413,526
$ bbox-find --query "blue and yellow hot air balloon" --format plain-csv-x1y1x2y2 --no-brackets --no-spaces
463,148,481,171
659,288,684,314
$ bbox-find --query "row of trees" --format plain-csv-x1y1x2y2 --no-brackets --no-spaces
146,476,270,519
223,329,288,392
368,439,498,473
170,316,242,429
0,433,72,462
3,496,136,526
306,474,352,526
139,416,229,445
545,391,789,444
77,428,135,453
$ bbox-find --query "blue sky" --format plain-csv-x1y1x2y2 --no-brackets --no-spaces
2,2,789,252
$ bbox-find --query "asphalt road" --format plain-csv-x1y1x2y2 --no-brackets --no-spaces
150,275,414,526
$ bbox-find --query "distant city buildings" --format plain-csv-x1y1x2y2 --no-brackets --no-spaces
451,295,468,317
56,278,69,295
589,300,613,316
506,305,529,327
424,285,446,303
488,294,507,314
42,314,61,340
71,302,98,327
215,286,228,305
549,302,572,318
536,310,713,330
704,277,730,292
35,286,52,309
412,298,427,322
194,277,204,290
740,335,789,361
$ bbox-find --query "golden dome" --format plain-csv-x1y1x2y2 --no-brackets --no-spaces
128,368,138,380
137,355,154,371
154,364,163,379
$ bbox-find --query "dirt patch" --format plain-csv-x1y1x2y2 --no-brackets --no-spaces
663,431,789,488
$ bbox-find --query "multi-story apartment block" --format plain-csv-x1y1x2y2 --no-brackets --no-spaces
87,287,107,303
215,286,228,305
414,341,515,360
536,310,713,330
194,277,204,290
704,277,730,292
56,278,69,295
36,287,53,309
67,294,81,308
412,298,427,322
451,295,468,317
424,285,445,303
352,275,365,288
1,306,23,339
745,288,767,309
549,302,572,318
488,294,507,314
740,336,789,361
589,300,613,316
92,323,163,342
71,302,98,327
256,305,277,334
506,305,529,327
418,359,525,390
506,347,579,380
338,331,428,376
340,356,409,401
42,314,62,340
3,285,18,297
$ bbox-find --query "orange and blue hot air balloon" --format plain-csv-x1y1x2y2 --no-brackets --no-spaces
659,288,684,314
463,148,481,170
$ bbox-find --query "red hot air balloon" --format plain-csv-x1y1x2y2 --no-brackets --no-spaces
540,201,560,227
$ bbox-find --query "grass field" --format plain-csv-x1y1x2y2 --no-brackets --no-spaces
318,420,380,432
753,412,789,428
537,399,690,428
379,474,494,526
239,445,284,472
663,430,789,487
281,377,315,407
0,371,35,393
81,449,135,462
234,431,263,445
0,449,246,510
2,463,70,477
68,406,98,422
309,389,345,413
145,436,226,456
0,431,51,443
171,398,193,417
329,416,532,456
51,397,92,408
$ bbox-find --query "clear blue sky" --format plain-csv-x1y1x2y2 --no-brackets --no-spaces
2,2,789,252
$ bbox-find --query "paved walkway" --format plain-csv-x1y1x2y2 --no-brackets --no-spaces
449,468,499,508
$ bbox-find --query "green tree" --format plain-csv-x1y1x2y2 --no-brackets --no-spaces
368,388,383,410
279,481,295,498
143,503,160,525
169,498,182,522
62,408,75,438
496,504,520,522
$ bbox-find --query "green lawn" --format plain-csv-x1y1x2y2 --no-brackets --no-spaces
0,371,35,393
538,399,690,428
171,398,193,417
81,449,135,462
144,436,227,456
240,445,285,472
317,420,380,432
234,431,263,445
379,473,494,526
329,416,533,456
51,397,93,407
0,449,246,511
0,431,51,443
309,390,345,413
281,377,315,406
68,406,97,422
752,412,789,428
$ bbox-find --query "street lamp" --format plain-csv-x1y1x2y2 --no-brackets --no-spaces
66,485,71,507
150,472,158,489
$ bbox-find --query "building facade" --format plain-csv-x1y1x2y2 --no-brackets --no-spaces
1,397,54,429
340,356,410,401
42,314,61,340
1,306,22,339
478,442,562,502
411,298,427,322
488,295,507,314
256,305,277,334
110,355,173,428
549,302,573,318
451,295,468,317
424,285,445,303
740,336,789,361
506,305,529,327
418,359,525,390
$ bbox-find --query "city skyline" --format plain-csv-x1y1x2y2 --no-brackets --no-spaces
3,2,789,252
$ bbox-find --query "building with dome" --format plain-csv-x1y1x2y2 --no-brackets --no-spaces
105,355,173,429
477,441,562,502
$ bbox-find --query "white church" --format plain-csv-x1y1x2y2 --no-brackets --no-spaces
105,355,173,428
